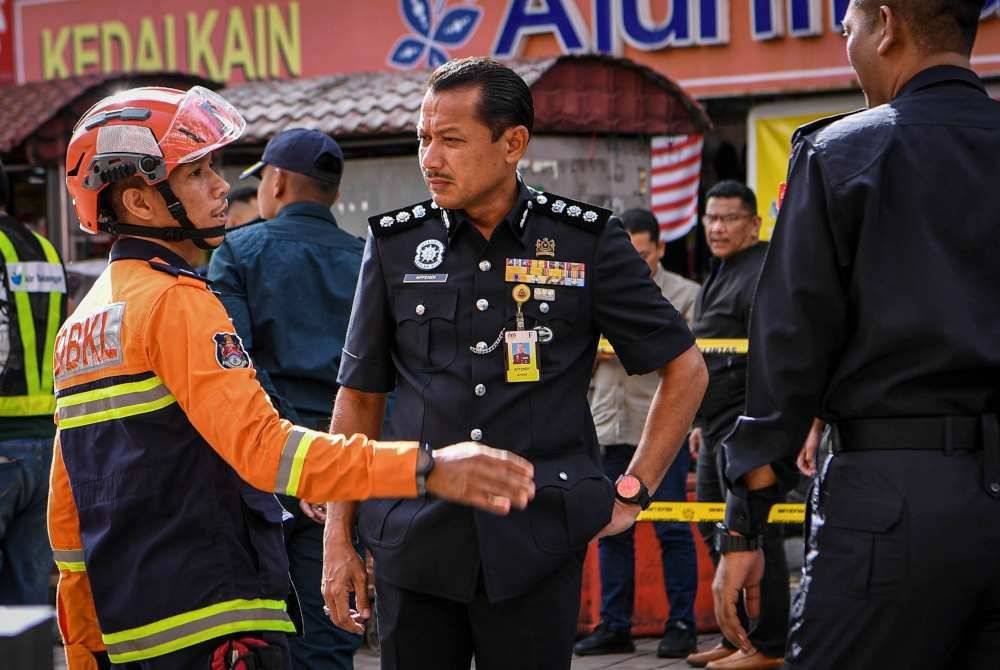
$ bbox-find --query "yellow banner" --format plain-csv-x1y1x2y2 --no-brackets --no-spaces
638,502,805,524
695,338,748,355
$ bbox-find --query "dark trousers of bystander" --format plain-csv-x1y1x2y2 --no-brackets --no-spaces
695,432,789,658
0,438,53,605
598,443,697,632
375,556,583,670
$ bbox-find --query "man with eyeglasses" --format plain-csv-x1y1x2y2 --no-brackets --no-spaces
685,181,787,670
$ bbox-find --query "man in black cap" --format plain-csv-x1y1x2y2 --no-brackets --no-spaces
208,128,363,670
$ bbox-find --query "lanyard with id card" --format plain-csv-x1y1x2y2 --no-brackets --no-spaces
506,283,540,383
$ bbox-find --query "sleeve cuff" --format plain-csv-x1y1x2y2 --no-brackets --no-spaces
368,441,420,498
613,322,696,377
337,348,396,393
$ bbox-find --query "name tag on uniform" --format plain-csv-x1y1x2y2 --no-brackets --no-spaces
505,330,540,383
504,258,585,287
5,261,66,293
403,273,448,283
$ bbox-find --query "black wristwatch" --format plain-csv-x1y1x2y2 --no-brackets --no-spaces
614,474,652,510
415,447,435,496
714,523,763,554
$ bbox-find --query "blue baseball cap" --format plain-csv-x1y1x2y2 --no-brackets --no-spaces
240,128,343,186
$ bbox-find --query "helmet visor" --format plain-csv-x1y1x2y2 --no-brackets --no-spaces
159,86,246,165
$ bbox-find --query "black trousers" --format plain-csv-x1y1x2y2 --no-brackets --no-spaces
375,557,583,670
695,432,789,657
786,448,1000,669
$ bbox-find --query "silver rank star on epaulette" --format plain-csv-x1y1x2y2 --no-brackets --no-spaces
368,200,441,238
534,192,612,234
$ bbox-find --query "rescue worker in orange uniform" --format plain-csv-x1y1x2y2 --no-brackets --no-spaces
49,86,535,670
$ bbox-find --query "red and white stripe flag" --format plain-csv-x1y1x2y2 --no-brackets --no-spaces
650,135,703,242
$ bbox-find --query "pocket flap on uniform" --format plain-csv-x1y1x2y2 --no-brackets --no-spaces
823,490,903,533
395,288,457,324
532,452,606,490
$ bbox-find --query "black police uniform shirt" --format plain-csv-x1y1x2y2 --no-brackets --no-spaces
723,66,1000,519
691,242,767,444
339,179,694,602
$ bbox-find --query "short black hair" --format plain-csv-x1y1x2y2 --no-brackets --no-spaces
621,208,660,245
229,185,258,204
0,158,8,209
853,0,985,55
428,57,534,141
705,180,757,215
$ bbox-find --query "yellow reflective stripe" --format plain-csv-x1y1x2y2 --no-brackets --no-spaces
102,598,294,663
55,560,87,573
275,428,317,497
33,232,63,396
57,375,165,409
0,394,56,416
696,338,749,355
58,392,177,430
0,230,41,396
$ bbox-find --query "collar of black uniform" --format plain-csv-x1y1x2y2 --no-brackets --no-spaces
446,178,533,248
896,65,985,99
274,201,339,224
110,237,194,272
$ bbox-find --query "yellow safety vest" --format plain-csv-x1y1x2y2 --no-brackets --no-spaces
0,227,64,416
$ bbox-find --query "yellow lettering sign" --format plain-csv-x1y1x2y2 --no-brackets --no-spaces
72,23,100,76
165,15,178,70
42,27,70,80
100,21,132,73
187,10,221,80
135,17,163,71
269,2,301,78
221,7,256,80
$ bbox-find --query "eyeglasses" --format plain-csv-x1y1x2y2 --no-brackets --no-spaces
702,213,751,227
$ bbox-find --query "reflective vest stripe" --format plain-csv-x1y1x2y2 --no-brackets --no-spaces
275,427,315,496
53,548,87,572
56,376,176,430
35,232,63,397
0,229,62,416
102,598,295,664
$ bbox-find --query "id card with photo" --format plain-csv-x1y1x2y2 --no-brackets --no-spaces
505,330,540,383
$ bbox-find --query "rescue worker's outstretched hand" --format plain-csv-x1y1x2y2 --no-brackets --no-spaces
427,442,535,515
712,548,765,654
321,534,370,634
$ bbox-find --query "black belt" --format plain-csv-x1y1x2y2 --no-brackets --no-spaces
831,415,1000,499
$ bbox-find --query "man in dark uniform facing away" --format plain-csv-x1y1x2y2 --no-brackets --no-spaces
713,2,1000,669
321,57,708,670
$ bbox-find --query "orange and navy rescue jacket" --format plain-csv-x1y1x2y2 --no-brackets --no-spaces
48,238,418,669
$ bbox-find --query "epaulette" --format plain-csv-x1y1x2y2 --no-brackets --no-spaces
791,109,864,145
368,199,441,238
528,191,612,234
148,261,209,283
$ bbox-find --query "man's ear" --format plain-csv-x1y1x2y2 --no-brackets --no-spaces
272,168,287,199
120,184,158,223
503,125,530,166
876,5,898,56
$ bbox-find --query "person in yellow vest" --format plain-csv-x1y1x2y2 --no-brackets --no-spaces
0,156,67,604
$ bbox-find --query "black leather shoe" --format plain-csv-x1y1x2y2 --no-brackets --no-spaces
573,623,636,656
657,620,697,658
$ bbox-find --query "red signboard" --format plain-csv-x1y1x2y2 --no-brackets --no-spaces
0,0,14,83
12,1,1000,98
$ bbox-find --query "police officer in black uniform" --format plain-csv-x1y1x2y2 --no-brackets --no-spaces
713,2,1000,669
321,58,707,670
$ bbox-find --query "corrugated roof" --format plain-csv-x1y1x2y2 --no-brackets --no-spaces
0,72,215,158
223,56,709,144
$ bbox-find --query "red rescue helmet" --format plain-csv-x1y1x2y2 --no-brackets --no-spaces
65,86,245,246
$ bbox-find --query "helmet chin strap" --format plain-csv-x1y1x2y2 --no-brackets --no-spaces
154,181,225,250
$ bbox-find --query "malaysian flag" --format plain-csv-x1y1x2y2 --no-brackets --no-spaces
650,135,704,242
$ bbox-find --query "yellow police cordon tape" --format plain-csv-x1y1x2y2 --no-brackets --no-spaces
695,338,749,355
637,502,805,524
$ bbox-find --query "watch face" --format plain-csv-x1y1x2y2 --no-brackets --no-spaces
617,475,641,499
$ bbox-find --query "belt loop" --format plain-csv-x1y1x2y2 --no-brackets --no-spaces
943,416,955,456
829,423,842,455
981,414,1000,499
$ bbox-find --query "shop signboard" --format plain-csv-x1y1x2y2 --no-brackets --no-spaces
12,0,1000,98
0,0,13,83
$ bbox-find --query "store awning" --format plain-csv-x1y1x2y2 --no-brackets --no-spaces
0,72,214,162
222,55,711,145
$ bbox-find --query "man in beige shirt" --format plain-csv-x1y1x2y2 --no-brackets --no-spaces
576,208,701,659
